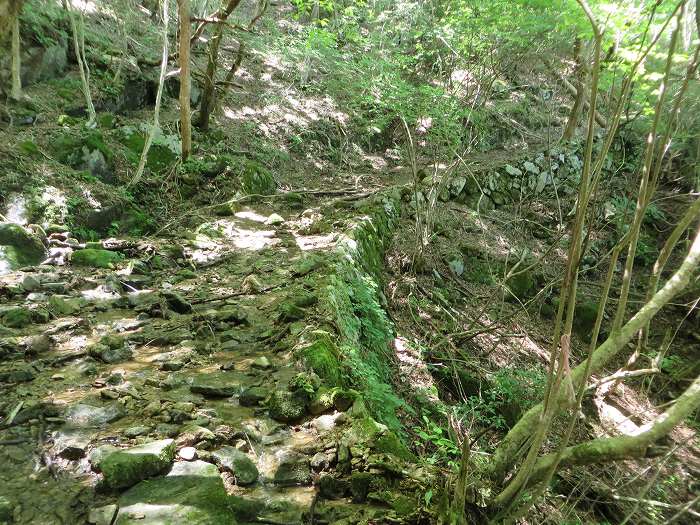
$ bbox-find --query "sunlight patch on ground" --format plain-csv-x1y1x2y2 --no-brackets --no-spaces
292,232,337,251
393,336,439,403
235,210,269,223
594,396,642,436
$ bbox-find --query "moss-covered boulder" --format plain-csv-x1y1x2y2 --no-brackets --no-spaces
309,387,356,415
278,301,306,321
272,451,311,486
120,126,178,174
0,223,45,266
52,130,115,183
48,296,83,316
268,389,307,423
100,439,176,489
1,307,33,328
211,447,258,486
296,331,343,386
71,248,123,268
115,460,238,524
505,270,536,302
574,300,600,341
240,160,276,195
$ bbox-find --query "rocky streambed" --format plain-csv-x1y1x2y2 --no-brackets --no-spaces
0,192,432,525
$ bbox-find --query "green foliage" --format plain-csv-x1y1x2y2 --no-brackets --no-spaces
413,415,460,468
20,0,69,48
120,125,180,173
492,367,546,410
659,355,691,380
52,130,112,168
458,367,546,430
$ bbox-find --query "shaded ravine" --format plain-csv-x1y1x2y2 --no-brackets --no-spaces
0,189,430,525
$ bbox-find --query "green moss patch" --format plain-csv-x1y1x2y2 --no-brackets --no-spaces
71,248,123,268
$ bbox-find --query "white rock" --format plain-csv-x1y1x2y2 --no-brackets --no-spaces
178,446,197,461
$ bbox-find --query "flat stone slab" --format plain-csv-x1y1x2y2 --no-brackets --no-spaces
116,460,238,524
65,403,124,428
189,375,239,398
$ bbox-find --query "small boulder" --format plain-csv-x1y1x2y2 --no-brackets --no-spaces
48,295,83,316
211,446,259,485
273,450,311,486
100,439,176,489
0,222,45,265
115,460,236,524
65,403,125,428
318,474,350,499
87,504,118,525
268,389,306,423
21,274,41,292
162,290,192,314
2,306,32,328
53,429,92,460
190,377,237,398
25,334,52,355
239,386,267,407
178,447,197,461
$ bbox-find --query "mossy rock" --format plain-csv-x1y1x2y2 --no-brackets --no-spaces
2,307,33,328
505,270,536,302
100,439,175,490
350,473,393,503
574,300,600,341
120,127,178,173
53,130,112,166
296,331,343,386
268,389,307,423
240,160,276,195
71,248,123,268
278,301,306,322
49,296,83,316
115,460,238,524
309,387,357,415
0,223,45,265
374,431,415,461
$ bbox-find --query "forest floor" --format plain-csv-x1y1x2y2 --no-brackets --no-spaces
1,2,699,525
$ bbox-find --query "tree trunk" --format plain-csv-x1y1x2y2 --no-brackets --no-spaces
196,20,223,131
63,0,96,125
10,2,22,101
488,220,700,485
525,372,700,488
130,0,169,186
178,0,192,161
561,39,583,141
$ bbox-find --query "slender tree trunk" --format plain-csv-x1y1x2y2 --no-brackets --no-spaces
10,2,22,101
196,20,223,131
63,0,96,125
562,39,584,141
526,371,700,488
178,0,192,161
130,0,169,186
488,214,700,487
9,18,21,99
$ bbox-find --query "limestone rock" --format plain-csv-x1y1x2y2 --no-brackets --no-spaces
88,504,118,525
65,403,125,428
